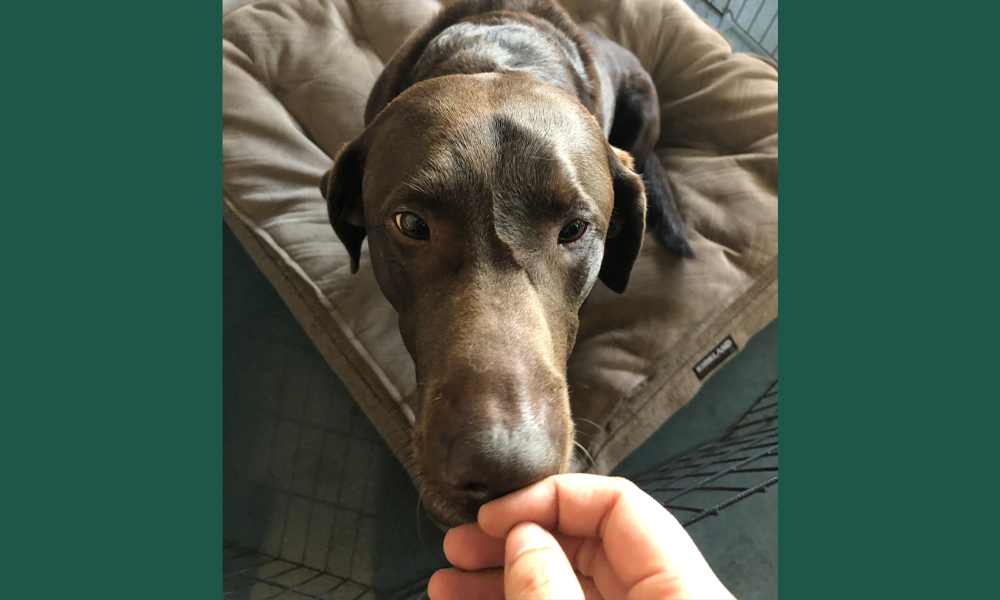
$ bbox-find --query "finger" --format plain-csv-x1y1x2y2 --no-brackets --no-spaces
480,474,726,596
550,531,585,567
427,567,504,600
478,474,635,539
447,522,587,573
505,522,584,600
599,485,727,598
577,574,603,600
443,523,506,570
576,537,628,600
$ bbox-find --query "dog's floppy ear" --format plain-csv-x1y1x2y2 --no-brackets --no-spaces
598,147,647,293
320,138,367,274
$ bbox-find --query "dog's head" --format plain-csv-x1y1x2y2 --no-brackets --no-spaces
321,73,645,526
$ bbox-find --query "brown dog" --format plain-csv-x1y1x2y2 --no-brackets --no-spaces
320,0,691,527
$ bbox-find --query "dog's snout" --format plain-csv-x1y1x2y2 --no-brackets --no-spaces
409,306,575,524
443,427,561,504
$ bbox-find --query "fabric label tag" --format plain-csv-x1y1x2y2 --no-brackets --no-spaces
693,335,738,380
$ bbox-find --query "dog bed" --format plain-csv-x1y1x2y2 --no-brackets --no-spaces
222,0,777,478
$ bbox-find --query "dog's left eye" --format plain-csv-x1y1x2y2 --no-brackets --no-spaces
395,212,430,240
558,219,587,244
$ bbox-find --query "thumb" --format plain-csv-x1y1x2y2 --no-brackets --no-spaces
504,522,584,600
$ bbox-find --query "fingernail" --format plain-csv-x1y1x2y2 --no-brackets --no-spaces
506,522,551,564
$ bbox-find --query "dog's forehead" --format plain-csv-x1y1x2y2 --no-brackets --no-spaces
364,74,613,218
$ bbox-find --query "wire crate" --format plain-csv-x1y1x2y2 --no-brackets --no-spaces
224,380,778,599
689,0,779,62
633,380,778,526
222,543,427,600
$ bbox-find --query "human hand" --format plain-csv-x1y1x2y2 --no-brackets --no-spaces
427,473,734,600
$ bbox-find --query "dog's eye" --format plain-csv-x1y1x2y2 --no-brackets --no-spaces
395,212,430,240
558,219,587,244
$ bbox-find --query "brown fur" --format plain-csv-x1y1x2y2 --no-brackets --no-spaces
321,0,686,526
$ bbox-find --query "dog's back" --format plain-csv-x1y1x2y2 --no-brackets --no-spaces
408,13,589,107
365,0,603,126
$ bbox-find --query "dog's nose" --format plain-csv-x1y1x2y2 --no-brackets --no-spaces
443,426,562,503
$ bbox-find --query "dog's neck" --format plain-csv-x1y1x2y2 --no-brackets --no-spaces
405,13,595,112
365,0,603,127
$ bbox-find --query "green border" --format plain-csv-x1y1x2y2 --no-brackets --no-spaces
5,2,219,597
6,1,996,598
783,4,996,598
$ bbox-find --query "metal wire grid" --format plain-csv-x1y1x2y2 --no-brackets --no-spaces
729,0,778,60
690,0,779,62
634,380,778,526
224,380,777,599
222,542,429,600
224,542,373,600
223,341,406,598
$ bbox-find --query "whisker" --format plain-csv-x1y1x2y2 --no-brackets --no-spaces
416,494,425,546
574,440,594,467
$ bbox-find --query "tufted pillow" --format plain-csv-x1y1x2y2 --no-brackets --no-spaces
222,0,777,479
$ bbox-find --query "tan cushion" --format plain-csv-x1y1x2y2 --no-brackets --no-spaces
222,0,777,477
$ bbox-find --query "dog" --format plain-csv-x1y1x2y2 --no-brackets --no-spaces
320,0,692,527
